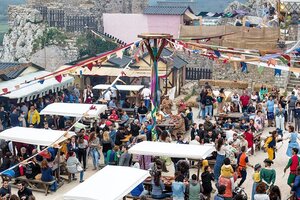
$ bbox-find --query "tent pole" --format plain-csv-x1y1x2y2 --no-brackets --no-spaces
197,160,200,181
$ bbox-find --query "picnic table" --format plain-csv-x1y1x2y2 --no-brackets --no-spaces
143,176,174,192
214,112,244,122
157,118,176,129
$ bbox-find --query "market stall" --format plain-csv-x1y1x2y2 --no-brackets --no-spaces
40,103,107,118
63,165,149,200
0,127,75,194
128,141,216,178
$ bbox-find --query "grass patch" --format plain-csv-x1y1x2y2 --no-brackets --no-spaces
184,87,196,101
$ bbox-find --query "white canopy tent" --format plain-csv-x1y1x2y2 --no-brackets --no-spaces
0,127,75,146
128,141,215,160
40,103,107,118
64,165,149,200
93,84,144,91
0,71,74,102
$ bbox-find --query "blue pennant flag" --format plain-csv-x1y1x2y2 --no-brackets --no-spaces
38,79,45,84
214,50,221,58
274,69,281,76
135,41,140,48
241,62,247,72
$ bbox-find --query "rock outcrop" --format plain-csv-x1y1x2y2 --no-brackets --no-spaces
1,6,46,62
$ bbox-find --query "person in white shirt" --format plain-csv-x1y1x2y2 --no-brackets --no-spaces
190,136,200,145
225,125,236,140
103,89,112,102
141,87,151,109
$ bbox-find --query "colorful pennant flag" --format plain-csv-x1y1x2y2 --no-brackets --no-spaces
241,62,247,72
214,50,221,58
38,79,45,84
274,69,281,76
258,65,264,74
2,88,8,93
55,75,62,83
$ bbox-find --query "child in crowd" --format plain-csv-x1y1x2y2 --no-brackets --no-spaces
252,164,261,200
220,158,235,191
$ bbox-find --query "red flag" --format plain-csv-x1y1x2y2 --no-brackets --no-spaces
55,75,62,83
2,88,8,93
86,63,93,71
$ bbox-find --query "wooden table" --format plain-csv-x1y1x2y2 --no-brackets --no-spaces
157,118,176,129
214,112,244,122
143,176,174,191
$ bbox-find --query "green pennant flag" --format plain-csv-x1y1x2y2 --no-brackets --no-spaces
258,65,264,74
279,57,288,65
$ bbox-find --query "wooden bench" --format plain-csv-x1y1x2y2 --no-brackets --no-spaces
14,176,56,196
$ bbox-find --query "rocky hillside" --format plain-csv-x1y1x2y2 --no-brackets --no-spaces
0,5,78,71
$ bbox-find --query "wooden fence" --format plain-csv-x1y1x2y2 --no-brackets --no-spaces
186,67,212,80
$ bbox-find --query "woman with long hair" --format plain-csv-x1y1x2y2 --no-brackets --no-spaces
151,171,171,199
101,131,114,164
214,138,227,183
88,132,101,170
77,133,88,171
269,185,281,200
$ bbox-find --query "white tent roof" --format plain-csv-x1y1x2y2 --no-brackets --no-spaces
64,165,149,200
40,103,107,118
129,141,216,160
93,84,144,91
0,71,74,101
0,127,75,146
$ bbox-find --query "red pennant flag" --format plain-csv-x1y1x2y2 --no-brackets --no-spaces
86,63,93,71
55,75,62,83
121,71,127,76
2,88,8,93
282,54,291,61
135,55,139,63
223,59,228,64
90,105,96,110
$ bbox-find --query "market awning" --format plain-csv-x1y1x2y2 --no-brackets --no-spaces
0,71,74,102
128,141,215,160
64,165,149,200
93,84,144,91
0,127,75,146
40,103,107,118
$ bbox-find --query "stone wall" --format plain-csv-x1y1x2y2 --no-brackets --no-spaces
26,0,149,31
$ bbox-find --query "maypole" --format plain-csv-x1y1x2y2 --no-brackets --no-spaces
138,33,173,140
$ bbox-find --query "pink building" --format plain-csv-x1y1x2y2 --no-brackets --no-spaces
103,6,198,43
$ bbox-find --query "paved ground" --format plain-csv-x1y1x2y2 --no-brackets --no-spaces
15,107,292,199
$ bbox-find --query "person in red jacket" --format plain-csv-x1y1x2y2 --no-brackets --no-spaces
108,110,119,122
240,90,250,113
244,128,254,155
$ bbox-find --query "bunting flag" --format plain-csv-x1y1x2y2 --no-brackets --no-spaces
258,65,264,74
38,79,45,84
241,62,247,72
267,59,277,67
55,75,62,83
2,88,8,93
86,63,93,71
135,41,140,48
15,85,20,89
121,71,127,76
116,50,124,59
274,69,281,76
214,50,221,58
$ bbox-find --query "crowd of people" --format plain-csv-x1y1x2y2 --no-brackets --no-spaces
0,81,300,199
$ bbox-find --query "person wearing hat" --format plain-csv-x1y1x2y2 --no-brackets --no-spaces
284,148,300,187
251,163,261,200
161,95,173,115
260,159,276,188
264,130,278,160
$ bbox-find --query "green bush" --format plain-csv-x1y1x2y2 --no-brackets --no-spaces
76,32,118,57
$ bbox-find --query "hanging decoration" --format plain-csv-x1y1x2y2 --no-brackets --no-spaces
55,75,62,83
258,65,264,74
274,69,281,76
241,62,247,72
